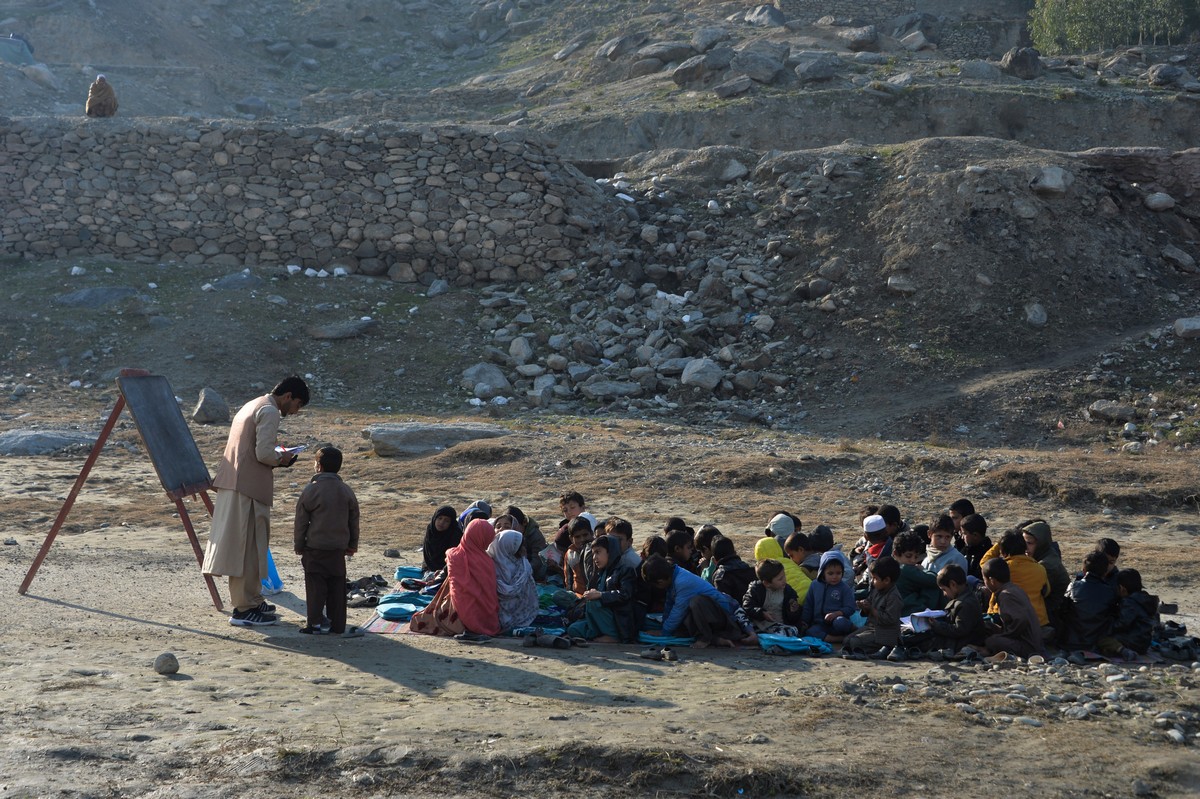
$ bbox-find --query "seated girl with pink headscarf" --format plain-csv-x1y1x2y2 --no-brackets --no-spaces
409,519,500,637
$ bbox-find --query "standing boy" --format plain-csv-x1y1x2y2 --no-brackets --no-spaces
294,446,361,637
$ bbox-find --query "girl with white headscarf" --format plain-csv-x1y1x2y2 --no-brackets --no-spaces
487,529,539,632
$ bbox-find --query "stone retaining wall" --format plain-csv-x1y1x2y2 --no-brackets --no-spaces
0,118,616,285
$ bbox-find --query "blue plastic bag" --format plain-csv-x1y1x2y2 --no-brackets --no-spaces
261,548,284,594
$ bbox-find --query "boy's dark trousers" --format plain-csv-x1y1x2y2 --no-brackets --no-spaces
302,548,348,633
683,595,738,643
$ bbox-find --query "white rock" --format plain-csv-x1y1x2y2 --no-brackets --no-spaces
887,275,917,295
1024,303,1047,326
1174,317,1200,338
1030,166,1073,197
1145,192,1176,211
70,266,87,276
362,422,509,456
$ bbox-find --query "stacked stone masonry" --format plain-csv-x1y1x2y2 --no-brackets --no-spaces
0,118,617,285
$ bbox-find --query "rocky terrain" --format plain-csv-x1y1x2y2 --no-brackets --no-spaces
4,0,1200,797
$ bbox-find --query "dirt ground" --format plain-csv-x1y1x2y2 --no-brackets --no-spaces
2,396,1200,798
5,1,1200,796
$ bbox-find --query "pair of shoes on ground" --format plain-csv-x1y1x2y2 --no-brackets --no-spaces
230,607,278,627
953,648,983,663
454,631,493,644
840,647,867,661
640,646,677,661
523,632,587,649
300,625,364,638
858,646,903,661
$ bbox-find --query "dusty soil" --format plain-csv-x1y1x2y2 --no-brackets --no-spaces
5,1,1200,796
2,390,1200,797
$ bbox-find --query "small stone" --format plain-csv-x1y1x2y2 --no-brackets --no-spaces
153,653,180,675
1024,303,1047,326
745,733,770,744
1062,705,1090,720
1162,245,1197,272
1015,716,1043,727
383,548,401,558
1165,729,1185,744
891,683,908,693
1132,779,1153,797
1145,192,1176,211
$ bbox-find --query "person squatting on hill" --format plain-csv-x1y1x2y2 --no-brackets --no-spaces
85,75,117,117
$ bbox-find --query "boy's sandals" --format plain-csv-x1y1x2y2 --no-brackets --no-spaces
640,646,664,661
660,647,678,662
342,626,365,639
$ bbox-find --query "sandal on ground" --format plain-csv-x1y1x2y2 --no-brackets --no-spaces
640,646,663,661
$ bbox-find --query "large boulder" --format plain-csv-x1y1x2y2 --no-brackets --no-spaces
636,41,696,64
794,52,842,83
732,50,784,84
53,286,139,309
362,423,510,457
1147,63,1187,87
999,47,1044,80
191,387,230,424
461,362,513,399
1087,400,1136,423
680,358,724,391
0,430,97,455
742,4,786,28
959,60,1002,81
838,25,879,53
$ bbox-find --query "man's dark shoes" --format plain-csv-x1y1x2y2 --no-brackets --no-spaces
230,608,278,627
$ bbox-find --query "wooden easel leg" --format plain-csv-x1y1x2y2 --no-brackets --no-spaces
176,496,224,611
18,397,125,595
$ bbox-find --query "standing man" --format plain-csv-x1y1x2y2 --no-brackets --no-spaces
203,376,309,626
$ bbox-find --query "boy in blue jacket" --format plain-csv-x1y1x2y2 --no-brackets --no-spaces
801,551,856,640
642,555,757,648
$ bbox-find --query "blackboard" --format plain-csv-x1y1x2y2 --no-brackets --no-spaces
117,374,212,498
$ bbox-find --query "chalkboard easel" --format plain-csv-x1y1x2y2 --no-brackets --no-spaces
19,368,224,610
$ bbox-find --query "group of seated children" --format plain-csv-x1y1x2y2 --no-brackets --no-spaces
401,491,1162,663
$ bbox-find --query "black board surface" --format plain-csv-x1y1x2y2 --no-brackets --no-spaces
117,374,212,497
